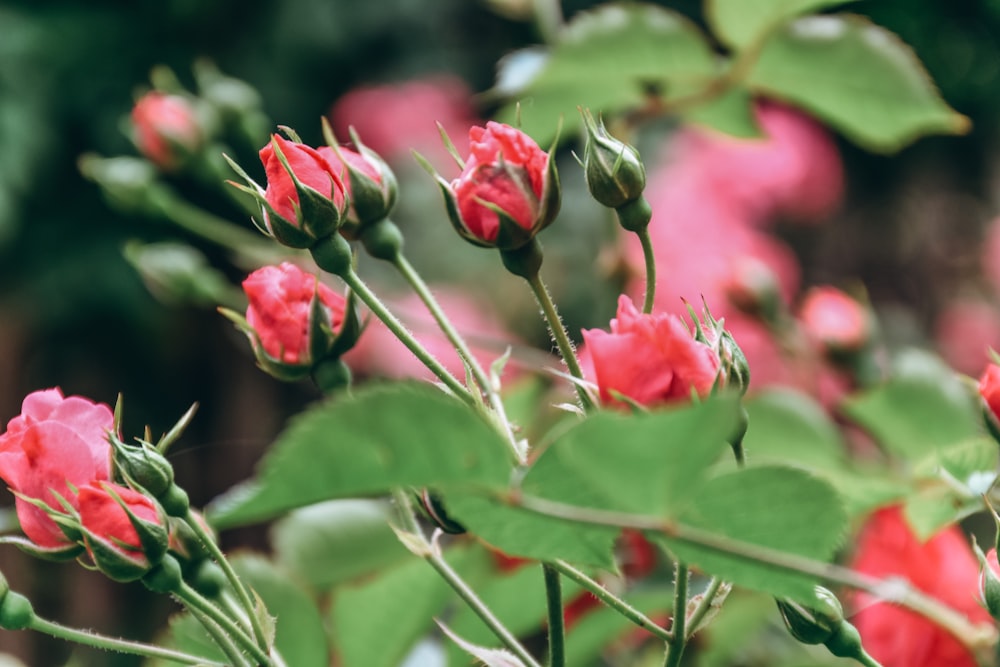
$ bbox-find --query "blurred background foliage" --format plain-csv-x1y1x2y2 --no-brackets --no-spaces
1,0,1000,664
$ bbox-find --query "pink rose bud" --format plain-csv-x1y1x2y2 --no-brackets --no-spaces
437,121,560,250
0,389,113,550
581,295,723,408
237,262,359,381
978,546,1000,620
798,286,872,353
78,482,167,582
131,92,203,170
318,136,398,232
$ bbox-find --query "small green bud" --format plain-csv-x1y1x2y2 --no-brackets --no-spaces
775,586,844,645
111,436,175,498
0,593,34,630
580,108,646,210
142,554,183,594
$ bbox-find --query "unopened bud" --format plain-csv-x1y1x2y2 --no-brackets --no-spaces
580,108,646,212
110,436,175,498
974,542,1000,620
776,586,844,645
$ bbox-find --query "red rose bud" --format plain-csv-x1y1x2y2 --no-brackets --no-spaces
431,121,559,250
131,92,203,170
978,362,1000,444
78,482,168,582
0,389,114,550
319,127,398,233
799,286,873,354
225,262,360,381
580,108,650,231
581,295,722,409
227,134,347,248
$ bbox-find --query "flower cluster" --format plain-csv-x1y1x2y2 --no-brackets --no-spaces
0,389,167,580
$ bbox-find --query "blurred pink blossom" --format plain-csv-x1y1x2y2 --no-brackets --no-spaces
342,289,519,384
934,299,1000,376
329,75,481,172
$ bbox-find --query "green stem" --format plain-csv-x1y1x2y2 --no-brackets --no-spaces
341,268,477,405
524,271,595,411
392,252,524,462
184,509,269,654
663,563,689,667
176,581,271,666
684,577,726,640
392,490,542,667
551,560,671,642
184,601,255,667
29,616,227,666
504,492,998,655
542,564,565,667
150,189,281,265
635,226,657,314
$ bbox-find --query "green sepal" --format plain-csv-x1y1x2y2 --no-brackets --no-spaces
775,586,844,645
109,433,176,497
329,286,363,359
219,307,313,381
105,483,170,564
491,203,538,251
12,490,82,544
223,153,315,249
346,126,399,226
0,535,83,562
580,108,646,210
81,528,152,582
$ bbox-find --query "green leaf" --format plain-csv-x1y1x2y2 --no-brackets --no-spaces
706,0,856,49
666,465,847,600
523,395,741,515
903,484,982,541
746,14,970,152
271,499,409,592
680,86,761,138
494,3,718,142
329,544,492,667
743,388,846,469
231,555,329,667
207,383,512,527
840,349,980,460
445,492,618,568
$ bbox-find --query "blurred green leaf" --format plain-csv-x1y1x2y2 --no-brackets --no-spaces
667,465,847,600
207,383,513,527
680,86,761,138
746,14,970,152
232,554,329,667
743,388,846,469
563,590,666,665
271,498,409,592
706,0,855,49
840,349,980,460
903,484,982,541
495,3,718,141
330,543,492,667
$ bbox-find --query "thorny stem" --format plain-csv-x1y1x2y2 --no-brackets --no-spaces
551,560,672,642
341,268,477,405
662,563,689,667
392,251,524,462
183,602,255,667
185,509,269,655
525,271,596,412
502,492,999,656
30,616,228,666
176,581,272,666
391,490,543,667
543,563,566,667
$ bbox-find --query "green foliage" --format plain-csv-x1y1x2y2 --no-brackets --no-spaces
329,543,493,667
495,4,718,140
706,0,854,49
666,466,847,600
840,349,981,460
746,14,969,151
270,499,409,592
208,383,513,527
742,389,846,469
